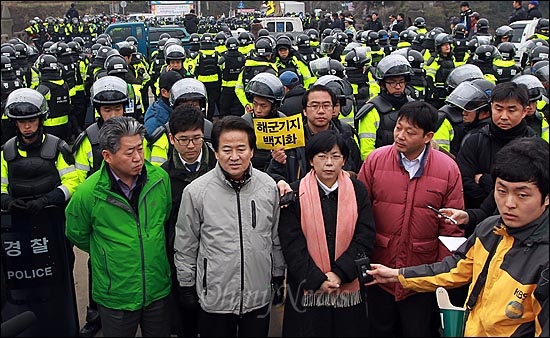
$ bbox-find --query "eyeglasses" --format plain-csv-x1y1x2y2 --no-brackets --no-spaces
315,153,344,162
385,80,406,88
174,136,204,146
306,103,334,111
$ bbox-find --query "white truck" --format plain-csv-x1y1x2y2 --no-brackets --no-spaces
258,16,304,38
280,1,305,15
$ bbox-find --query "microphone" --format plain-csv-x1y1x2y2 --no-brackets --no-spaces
1,311,37,337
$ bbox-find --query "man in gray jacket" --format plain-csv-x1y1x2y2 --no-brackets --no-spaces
174,116,286,337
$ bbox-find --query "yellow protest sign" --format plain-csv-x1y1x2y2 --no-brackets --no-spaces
266,1,275,16
253,114,305,150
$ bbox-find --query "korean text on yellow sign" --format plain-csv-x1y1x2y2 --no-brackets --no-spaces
253,114,305,150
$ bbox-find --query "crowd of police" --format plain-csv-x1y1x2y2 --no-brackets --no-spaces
1,3,549,337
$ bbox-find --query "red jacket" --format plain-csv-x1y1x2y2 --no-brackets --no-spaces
357,145,464,301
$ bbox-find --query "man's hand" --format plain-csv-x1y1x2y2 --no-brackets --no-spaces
7,199,28,212
277,180,293,208
439,208,469,225
178,286,199,309
271,146,287,165
365,263,399,286
271,275,285,306
25,196,49,215
474,173,483,184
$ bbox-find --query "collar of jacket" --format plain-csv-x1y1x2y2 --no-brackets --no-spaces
501,208,549,246
395,143,431,178
215,162,252,190
171,141,211,171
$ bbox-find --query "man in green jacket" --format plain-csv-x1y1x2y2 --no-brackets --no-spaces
65,116,172,337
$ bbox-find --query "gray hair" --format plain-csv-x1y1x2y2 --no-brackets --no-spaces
99,116,145,153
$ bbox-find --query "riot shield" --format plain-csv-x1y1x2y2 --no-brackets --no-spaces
1,206,79,337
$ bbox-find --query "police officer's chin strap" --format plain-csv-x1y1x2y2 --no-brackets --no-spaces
17,125,43,150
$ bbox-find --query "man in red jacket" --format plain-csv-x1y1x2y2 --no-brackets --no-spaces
357,101,464,336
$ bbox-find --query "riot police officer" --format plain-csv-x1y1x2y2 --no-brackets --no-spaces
355,54,415,160
1,88,78,214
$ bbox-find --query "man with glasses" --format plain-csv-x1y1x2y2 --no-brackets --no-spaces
355,54,415,160
161,104,217,337
268,84,362,193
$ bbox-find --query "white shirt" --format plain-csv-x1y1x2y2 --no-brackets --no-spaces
179,149,203,172
400,146,426,179
316,176,339,195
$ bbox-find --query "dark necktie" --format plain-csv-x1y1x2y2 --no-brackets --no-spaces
185,162,199,173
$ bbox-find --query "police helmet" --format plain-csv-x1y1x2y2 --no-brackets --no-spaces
344,47,370,69
445,64,485,93
245,72,285,105
257,28,270,38
91,75,129,107
374,54,414,81
165,44,186,62
255,36,275,57
105,54,129,75
532,60,549,85
445,79,495,112
225,37,239,50
476,18,490,31
170,78,208,109
497,42,516,61
309,56,345,77
512,74,544,102
320,36,339,55
37,54,60,72
414,17,426,28
529,45,550,64
435,33,453,49
5,88,49,120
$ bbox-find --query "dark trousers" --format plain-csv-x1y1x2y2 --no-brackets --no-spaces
204,81,221,121
167,287,199,337
198,304,270,337
71,93,88,132
367,284,439,337
219,87,244,117
97,296,170,337
87,258,98,312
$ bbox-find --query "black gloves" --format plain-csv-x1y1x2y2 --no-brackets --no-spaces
1,195,28,213
178,286,199,310
8,199,28,212
271,275,286,306
25,196,49,215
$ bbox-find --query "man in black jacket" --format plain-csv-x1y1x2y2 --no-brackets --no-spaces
279,71,306,117
456,81,538,209
161,104,216,338
183,9,199,34
509,1,528,24
66,3,79,20
527,1,543,19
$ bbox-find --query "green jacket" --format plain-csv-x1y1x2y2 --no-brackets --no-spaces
65,161,172,311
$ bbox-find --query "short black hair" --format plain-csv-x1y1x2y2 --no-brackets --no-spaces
397,101,438,134
492,137,549,202
169,104,204,135
301,84,336,109
305,129,350,163
211,116,256,151
490,82,529,107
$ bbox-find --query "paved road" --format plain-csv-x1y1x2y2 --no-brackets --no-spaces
73,247,284,337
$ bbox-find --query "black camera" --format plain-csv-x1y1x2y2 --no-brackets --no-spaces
279,191,297,206
354,252,373,285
